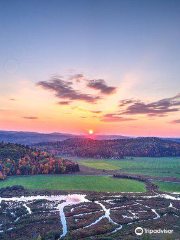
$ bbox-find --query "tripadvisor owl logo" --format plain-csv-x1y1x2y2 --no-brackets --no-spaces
135,227,174,235
135,227,144,235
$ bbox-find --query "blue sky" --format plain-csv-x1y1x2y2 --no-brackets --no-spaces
0,0,180,136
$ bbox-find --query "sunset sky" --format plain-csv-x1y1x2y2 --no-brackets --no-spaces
0,0,180,137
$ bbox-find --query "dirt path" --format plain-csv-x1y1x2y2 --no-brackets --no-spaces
73,164,122,175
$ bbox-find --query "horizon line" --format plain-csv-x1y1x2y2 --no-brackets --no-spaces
0,129,179,138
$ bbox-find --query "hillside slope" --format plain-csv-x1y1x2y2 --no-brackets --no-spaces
0,142,79,180
34,137,180,158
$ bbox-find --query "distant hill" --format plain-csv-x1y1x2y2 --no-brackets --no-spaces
0,130,130,145
93,135,130,140
165,138,180,143
34,137,180,158
0,131,75,145
0,142,79,180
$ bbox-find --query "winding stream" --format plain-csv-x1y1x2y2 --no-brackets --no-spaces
0,194,88,239
0,193,179,238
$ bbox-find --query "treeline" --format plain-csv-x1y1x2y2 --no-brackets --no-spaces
0,142,79,180
113,174,158,192
34,137,180,159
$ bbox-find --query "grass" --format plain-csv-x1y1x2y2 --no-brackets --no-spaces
71,157,180,178
0,175,146,193
153,181,180,193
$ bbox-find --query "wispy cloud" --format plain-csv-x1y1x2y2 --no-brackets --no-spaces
119,93,180,117
37,74,117,104
69,74,85,83
101,113,136,122
9,98,16,101
37,76,101,103
87,79,117,95
57,101,71,105
91,110,102,114
72,106,103,115
23,116,38,120
169,119,180,124
119,99,137,107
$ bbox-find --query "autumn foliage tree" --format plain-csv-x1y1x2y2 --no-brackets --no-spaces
0,142,79,181
35,137,180,158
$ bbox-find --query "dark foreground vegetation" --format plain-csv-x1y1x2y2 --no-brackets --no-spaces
35,137,180,159
0,186,179,240
0,142,79,180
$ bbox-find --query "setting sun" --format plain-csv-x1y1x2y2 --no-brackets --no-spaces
89,130,93,135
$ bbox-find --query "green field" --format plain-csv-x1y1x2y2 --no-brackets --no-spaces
153,181,180,193
0,175,146,193
72,157,180,178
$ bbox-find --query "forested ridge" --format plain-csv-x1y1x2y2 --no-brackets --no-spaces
0,142,79,180
35,137,180,159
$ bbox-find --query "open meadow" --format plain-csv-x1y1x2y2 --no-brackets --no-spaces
0,175,146,193
70,157,180,178
153,181,180,192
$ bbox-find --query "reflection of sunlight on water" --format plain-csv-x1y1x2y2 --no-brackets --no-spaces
0,194,88,239
57,195,88,239
67,194,87,203
0,194,88,204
